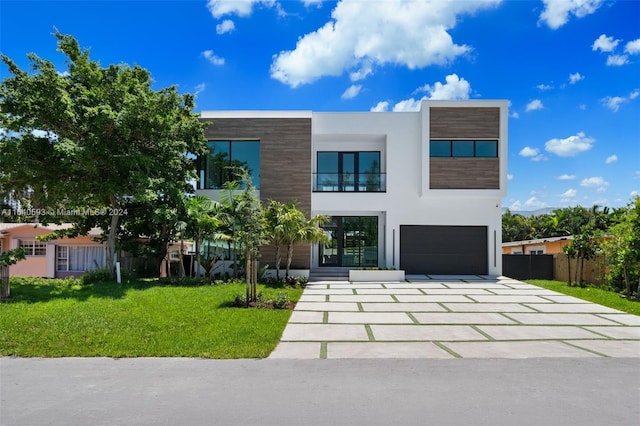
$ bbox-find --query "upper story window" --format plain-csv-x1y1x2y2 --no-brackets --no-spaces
19,239,46,256
314,151,385,192
200,140,260,189
430,140,498,158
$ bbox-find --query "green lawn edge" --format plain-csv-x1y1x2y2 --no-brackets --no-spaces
526,279,640,316
0,278,302,359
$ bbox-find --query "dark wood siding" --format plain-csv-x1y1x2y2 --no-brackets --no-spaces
430,107,500,139
201,117,312,269
430,158,500,189
400,225,488,275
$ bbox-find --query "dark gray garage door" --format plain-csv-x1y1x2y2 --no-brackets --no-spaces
400,225,488,275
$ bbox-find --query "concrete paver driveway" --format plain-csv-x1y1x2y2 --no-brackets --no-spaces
270,276,640,359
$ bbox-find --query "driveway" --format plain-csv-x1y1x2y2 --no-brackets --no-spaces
270,275,640,359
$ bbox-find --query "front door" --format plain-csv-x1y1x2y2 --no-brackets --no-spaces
319,216,378,267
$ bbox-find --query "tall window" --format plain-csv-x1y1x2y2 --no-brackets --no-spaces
430,140,498,158
315,151,384,192
56,246,105,272
202,140,260,189
19,240,46,256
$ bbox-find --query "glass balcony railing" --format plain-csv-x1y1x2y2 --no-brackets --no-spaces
313,173,386,192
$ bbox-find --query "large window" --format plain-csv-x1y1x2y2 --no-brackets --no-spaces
430,140,498,158
19,240,46,256
56,246,105,272
320,216,378,267
201,140,260,189
315,151,384,192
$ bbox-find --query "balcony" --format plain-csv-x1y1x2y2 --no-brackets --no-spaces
313,173,386,192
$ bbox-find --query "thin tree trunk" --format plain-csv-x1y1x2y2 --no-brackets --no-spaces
252,257,258,301
624,267,631,298
275,243,281,281
106,195,120,280
245,251,251,306
286,243,294,278
178,238,186,278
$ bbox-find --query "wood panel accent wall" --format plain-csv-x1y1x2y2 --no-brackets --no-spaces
201,117,312,269
430,107,500,139
430,158,500,189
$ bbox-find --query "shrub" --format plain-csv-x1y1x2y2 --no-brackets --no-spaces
80,268,112,285
273,292,290,309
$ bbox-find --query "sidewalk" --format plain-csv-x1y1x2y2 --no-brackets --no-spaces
269,276,640,359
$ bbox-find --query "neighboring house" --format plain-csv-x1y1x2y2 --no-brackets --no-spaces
196,99,508,276
0,223,105,278
502,236,574,255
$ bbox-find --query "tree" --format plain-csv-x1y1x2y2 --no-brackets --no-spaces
603,196,640,298
0,32,206,278
0,248,26,299
185,195,228,280
265,200,329,280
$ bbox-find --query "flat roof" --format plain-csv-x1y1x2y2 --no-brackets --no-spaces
200,110,312,119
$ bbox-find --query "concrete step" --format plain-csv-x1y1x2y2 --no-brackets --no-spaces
308,268,353,282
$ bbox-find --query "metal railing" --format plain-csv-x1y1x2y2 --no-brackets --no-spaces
313,173,386,192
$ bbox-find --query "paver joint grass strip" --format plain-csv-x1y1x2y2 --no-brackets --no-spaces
470,325,496,341
323,311,329,324
406,312,420,325
364,324,375,341
561,340,609,357
433,341,462,358
320,342,328,359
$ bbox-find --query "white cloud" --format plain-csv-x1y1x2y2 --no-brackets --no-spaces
341,84,362,100
557,174,577,180
536,84,553,91
270,0,501,87
601,90,639,112
371,74,472,112
625,38,640,55
545,132,595,157
526,99,543,112
370,101,390,112
194,83,206,95
202,50,225,66
605,155,618,165
524,196,546,208
302,0,323,7
631,190,639,197
539,0,603,29
606,54,629,66
578,104,587,110
216,19,236,34
510,111,520,119
392,98,423,112
519,147,539,157
568,72,583,84
507,174,513,181
417,74,471,100
592,34,620,52
561,188,577,198
207,0,279,18
581,176,609,191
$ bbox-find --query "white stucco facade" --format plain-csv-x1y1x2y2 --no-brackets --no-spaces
311,100,508,276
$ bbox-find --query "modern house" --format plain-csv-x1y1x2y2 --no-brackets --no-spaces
196,100,508,277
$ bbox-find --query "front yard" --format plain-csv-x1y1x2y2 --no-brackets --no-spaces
0,278,302,358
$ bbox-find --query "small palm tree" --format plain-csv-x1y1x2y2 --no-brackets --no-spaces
266,200,329,279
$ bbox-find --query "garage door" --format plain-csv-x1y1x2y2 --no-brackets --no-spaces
400,225,488,275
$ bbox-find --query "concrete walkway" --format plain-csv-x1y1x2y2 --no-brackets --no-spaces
270,275,640,359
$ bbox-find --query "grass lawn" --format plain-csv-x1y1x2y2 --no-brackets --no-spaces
0,278,303,358
527,280,640,316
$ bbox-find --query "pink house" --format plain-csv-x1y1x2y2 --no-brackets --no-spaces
0,223,105,278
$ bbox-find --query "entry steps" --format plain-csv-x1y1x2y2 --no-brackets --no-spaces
308,267,353,282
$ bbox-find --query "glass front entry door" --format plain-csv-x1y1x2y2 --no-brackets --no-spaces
319,216,378,267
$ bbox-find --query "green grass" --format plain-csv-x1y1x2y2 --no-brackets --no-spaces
0,277,303,358
527,280,640,316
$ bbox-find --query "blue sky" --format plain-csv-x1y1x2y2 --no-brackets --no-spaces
1,0,638,210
